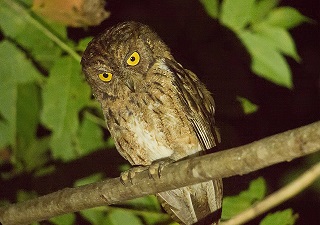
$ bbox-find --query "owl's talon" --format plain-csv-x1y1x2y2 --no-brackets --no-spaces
158,160,173,178
120,170,131,186
120,166,148,186
148,164,159,180
148,159,174,180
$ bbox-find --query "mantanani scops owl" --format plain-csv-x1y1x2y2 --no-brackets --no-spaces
81,21,223,225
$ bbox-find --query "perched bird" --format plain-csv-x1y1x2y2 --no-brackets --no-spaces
81,21,223,225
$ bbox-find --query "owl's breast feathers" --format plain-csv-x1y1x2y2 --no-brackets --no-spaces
99,58,219,166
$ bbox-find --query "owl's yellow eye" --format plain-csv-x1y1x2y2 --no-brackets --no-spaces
98,72,113,82
127,51,140,66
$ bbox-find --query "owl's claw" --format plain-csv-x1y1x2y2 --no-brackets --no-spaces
120,166,148,186
148,159,174,180
120,160,174,185
120,170,131,185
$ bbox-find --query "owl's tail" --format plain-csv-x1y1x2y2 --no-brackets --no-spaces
157,179,223,225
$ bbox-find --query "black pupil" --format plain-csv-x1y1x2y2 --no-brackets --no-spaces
130,56,135,61
103,73,109,78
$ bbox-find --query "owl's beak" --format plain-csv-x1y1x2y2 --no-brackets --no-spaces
124,78,135,92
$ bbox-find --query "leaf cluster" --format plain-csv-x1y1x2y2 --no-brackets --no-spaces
0,0,109,173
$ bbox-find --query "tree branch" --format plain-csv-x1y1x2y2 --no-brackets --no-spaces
0,121,319,225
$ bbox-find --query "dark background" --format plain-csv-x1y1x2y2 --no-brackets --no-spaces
1,0,319,224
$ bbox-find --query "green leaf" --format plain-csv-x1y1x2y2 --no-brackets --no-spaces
18,0,33,7
251,0,279,23
0,0,66,69
0,40,42,149
220,0,255,31
0,200,10,208
16,83,40,143
34,165,56,177
119,163,131,172
222,177,266,219
0,121,10,148
50,213,76,225
16,189,38,202
77,37,93,52
30,222,40,225
141,212,171,225
242,177,266,200
122,195,169,225
74,173,104,187
253,22,300,61
108,209,143,225
237,97,259,114
17,137,50,172
260,209,297,225
80,207,107,225
124,195,162,211
106,136,115,148
253,54,292,88
78,114,105,156
265,7,311,29
239,30,293,88
15,83,41,158
200,0,219,19
41,56,91,161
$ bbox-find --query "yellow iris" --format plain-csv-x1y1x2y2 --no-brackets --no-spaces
126,51,140,66
98,72,112,82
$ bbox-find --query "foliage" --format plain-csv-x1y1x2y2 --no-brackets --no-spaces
0,0,312,224
222,178,297,225
0,0,105,167
237,97,259,114
222,177,267,220
260,209,297,225
201,0,310,89
201,0,310,114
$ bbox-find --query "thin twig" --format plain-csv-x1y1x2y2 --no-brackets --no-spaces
221,162,320,225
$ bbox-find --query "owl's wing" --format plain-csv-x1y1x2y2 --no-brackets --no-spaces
165,59,220,150
157,179,223,225
159,59,223,225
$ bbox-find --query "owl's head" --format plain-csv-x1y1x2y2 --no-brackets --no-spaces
81,21,174,100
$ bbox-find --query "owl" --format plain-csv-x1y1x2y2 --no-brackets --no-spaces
81,21,223,225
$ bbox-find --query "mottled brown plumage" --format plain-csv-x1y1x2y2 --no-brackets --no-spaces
81,21,223,225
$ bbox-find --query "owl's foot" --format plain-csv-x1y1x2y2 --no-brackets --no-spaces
148,159,174,180
120,166,148,185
